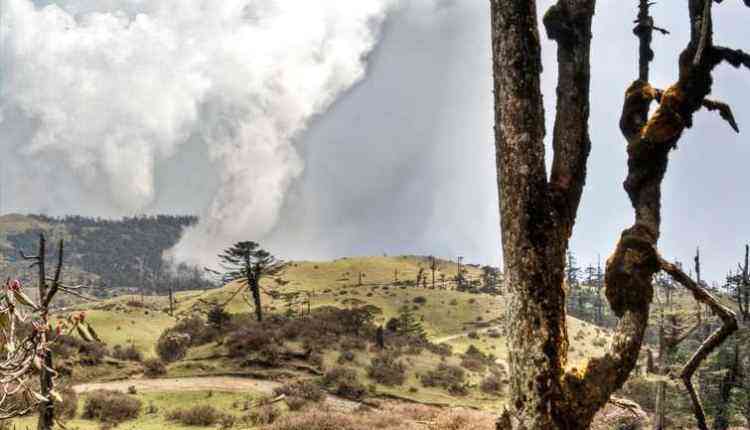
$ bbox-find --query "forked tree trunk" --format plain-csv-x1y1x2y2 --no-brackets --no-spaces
491,0,744,428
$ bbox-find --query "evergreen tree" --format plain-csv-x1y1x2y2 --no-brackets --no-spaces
396,306,425,339
210,241,285,322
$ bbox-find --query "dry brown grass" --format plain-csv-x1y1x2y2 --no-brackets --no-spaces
263,403,495,430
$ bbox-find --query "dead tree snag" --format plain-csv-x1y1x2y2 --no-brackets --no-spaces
491,0,746,428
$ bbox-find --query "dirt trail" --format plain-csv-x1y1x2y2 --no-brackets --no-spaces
74,376,360,411
74,376,280,395
432,325,501,344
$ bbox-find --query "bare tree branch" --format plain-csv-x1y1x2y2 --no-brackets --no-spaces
660,257,739,430
702,98,740,132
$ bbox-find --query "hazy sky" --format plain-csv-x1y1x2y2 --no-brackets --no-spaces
271,0,750,283
2,0,749,282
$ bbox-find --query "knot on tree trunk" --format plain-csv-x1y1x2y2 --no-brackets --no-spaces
543,1,595,47
605,229,658,318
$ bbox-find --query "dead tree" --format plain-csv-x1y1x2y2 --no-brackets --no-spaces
727,245,750,322
653,300,702,430
429,256,438,289
491,0,745,428
0,234,98,429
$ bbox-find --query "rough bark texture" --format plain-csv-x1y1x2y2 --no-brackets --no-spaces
491,0,746,428
250,279,263,322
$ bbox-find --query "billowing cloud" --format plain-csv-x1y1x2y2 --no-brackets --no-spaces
0,0,395,265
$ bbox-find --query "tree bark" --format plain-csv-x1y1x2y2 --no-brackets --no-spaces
491,0,597,427
491,0,746,428
251,280,263,322
36,235,54,430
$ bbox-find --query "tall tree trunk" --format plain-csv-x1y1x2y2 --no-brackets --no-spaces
36,236,54,430
37,351,54,430
251,280,263,322
491,0,746,427
168,284,175,316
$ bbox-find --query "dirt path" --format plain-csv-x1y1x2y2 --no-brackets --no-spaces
74,376,281,395
74,376,360,411
432,325,501,344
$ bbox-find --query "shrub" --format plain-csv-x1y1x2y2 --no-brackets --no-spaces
244,404,279,425
274,380,325,410
82,390,141,424
78,341,108,366
421,364,467,396
226,325,275,358
207,306,232,331
112,344,143,362
618,377,656,412
479,374,504,395
156,332,191,362
166,405,225,426
219,414,237,429
367,353,407,386
57,386,78,420
143,358,167,377
426,342,453,357
460,356,486,372
322,367,367,401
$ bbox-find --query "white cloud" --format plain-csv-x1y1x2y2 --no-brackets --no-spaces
0,0,395,265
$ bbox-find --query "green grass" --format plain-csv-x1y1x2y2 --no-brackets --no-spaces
39,256,614,415
11,390,265,430
58,296,176,359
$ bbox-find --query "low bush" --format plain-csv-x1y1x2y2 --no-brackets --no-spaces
460,356,486,372
244,404,279,425
421,364,467,396
143,358,167,377
226,327,275,358
322,367,367,401
166,405,226,426
367,353,407,386
274,380,325,411
156,332,191,362
112,344,143,362
82,390,141,424
77,340,108,366
57,386,78,420
479,373,504,395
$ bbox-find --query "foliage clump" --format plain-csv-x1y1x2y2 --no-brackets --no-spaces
166,405,230,426
82,390,141,424
367,353,407,386
322,367,367,400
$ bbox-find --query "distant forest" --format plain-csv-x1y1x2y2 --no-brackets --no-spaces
3,214,213,293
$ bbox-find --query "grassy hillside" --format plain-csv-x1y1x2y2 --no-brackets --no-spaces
7,256,629,430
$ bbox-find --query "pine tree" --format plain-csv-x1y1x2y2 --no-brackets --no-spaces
397,306,425,339
209,241,285,322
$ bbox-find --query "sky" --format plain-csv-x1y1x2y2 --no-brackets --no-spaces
0,0,748,283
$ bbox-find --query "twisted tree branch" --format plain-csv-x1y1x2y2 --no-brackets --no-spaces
659,258,738,430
